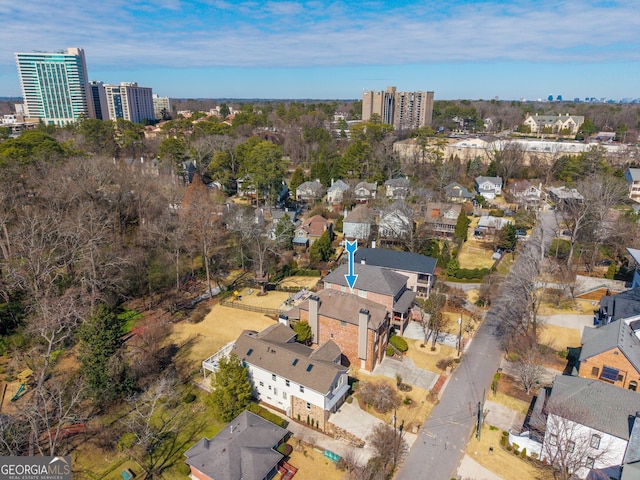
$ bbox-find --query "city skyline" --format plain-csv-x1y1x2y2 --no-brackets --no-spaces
1,0,639,101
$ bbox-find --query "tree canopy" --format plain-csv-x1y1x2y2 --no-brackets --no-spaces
209,354,253,422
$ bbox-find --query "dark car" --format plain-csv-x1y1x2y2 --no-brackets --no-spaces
596,259,613,266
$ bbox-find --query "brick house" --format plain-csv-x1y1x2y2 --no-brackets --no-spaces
578,319,640,392
293,214,332,248
184,410,289,480
229,323,350,432
289,289,390,372
321,263,415,336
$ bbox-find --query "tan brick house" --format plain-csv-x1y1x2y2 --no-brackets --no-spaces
290,289,390,372
578,319,640,392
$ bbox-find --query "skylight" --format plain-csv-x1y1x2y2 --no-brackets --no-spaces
292,358,299,366
247,348,253,356
306,364,314,372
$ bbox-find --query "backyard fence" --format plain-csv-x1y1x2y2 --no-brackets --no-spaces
220,299,280,316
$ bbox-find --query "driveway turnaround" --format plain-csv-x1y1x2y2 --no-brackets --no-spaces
371,356,439,391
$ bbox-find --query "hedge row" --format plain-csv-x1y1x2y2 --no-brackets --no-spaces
247,403,288,428
389,335,408,352
451,267,491,280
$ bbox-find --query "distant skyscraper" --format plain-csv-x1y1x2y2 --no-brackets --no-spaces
14,47,95,125
104,82,154,123
90,81,109,120
362,86,434,130
152,94,171,120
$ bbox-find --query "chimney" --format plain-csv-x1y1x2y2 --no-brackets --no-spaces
343,208,348,219
358,309,369,360
230,426,234,434
278,314,289,327
371,240,376,249
308,295,320,344
331,178,334,186
361,257,366,265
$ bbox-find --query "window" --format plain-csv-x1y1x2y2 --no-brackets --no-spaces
306,402,311,410
259,381,264,387
591,366,600,377
283,392,287,399
272,374,276,381
585,457,595,469
340,320,347,327
548,433,557,446
630,381,637,392
567,441,575,453
274,388,278,395
300,386,304,393
590,434,601,449
268,385,272,391
285,380,290,387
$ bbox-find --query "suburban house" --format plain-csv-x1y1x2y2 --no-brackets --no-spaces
353,181,377,203
295,180,325,203
293,215,332,249
474,176,503,200
321,263,415,336
510,375,640,480
475,215,513,238
624,168,640,204
342,205,376,242
267,208,299,240
384,177,411,200
598,287,640,325
354,247,436,298
184,410,289,480
547,185,584,205
509,180,543,203
522,113,585,136
423,202,462,237
326,179,350,205
289,289,390,372
578,319,640,392
378,200,414,241
230,323,350,432
444,182,474,203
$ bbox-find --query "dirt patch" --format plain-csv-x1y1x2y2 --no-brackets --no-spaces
281,439,345,480
279,275,321,290
496,373,535,405
457,237,496,269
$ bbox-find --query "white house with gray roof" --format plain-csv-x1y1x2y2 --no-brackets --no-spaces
229,323,349,432
343,205,376,242
523,376,640,479
296,180,325,203
326,179,350,205
384,177,411,200
474,176,503,199
624,168,640,204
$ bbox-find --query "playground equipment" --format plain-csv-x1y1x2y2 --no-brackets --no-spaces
10,369,33,402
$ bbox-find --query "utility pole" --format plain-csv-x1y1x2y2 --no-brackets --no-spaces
476,388,486,440
457,315,463,357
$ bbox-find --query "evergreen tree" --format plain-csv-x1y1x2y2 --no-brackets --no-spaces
292,321,313,345
209,354,253,422
78,304,128,404
437,241,451,268
497,223,517,251
309,230,334,264
454,210,470,244
289,166,306,193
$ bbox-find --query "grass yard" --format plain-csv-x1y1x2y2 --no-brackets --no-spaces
538,298,596,316
279,275,321,290
457,237,496,269
280,440,345,480
465,425,544,480
487,390,531,415
405,339,458,373
170,303,276,368
231,288,290,309
538,324,581,352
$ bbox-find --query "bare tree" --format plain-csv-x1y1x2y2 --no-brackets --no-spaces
532,402,618,480
367,423,408,475
418,292,447,349
511,336,546,394
358,382,401,414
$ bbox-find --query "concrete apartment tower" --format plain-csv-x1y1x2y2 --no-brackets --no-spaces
15,47,95,125
362,86,434,130
104,82,155,123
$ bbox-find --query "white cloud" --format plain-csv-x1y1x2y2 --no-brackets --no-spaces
1,0,639,76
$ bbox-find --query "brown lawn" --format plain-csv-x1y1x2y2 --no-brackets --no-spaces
466,425,544,480
538,324,581,352
457,237,496,269
405,341,458,374
279,275,321,290
280,440,345,480
539,298,596,316
231,288,290,309
170,304,276,368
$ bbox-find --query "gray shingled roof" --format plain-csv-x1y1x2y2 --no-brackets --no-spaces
295,288,389,330
322,263,408,297
344,205,376,224
184,410,287,480
543,375,639,440
600,288,640,322
475,176,503,187
354,248,436,276
624,417,640,465
579,320,640,373
231,324,346,394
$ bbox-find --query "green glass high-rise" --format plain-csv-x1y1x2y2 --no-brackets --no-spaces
14,47,95,125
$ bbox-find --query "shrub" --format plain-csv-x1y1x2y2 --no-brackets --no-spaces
502,431,508,437
176,463,191,475
436,357,455,371
183,392,197,404
531,452,539,460
511,443,520,450
514,449,520,456
247,403,288,428
557,349,568,359
386,345,395,357
358,381,402,413
346,395,353,404
403,396,413,405
389,336,408,352
501,436,507,447
506,445,512,451
190,304,211,324
489,425,498,431
521,448,527,458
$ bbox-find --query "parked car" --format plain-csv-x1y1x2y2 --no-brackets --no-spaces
596,259,613,266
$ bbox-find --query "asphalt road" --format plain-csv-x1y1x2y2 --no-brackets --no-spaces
395,211,557,480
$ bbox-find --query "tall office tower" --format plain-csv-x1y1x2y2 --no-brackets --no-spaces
104,82,155,123
362,86,434,130
89,81,109,120
152,94,171,120
14,47,95,125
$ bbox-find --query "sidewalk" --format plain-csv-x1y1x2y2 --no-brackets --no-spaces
457,455,504,480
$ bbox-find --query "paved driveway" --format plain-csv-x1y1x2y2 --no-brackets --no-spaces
371,356,439,391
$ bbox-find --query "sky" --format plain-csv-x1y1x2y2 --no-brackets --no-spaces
1,0,639,101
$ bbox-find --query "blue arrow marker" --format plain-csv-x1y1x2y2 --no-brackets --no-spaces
344,240,358,292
